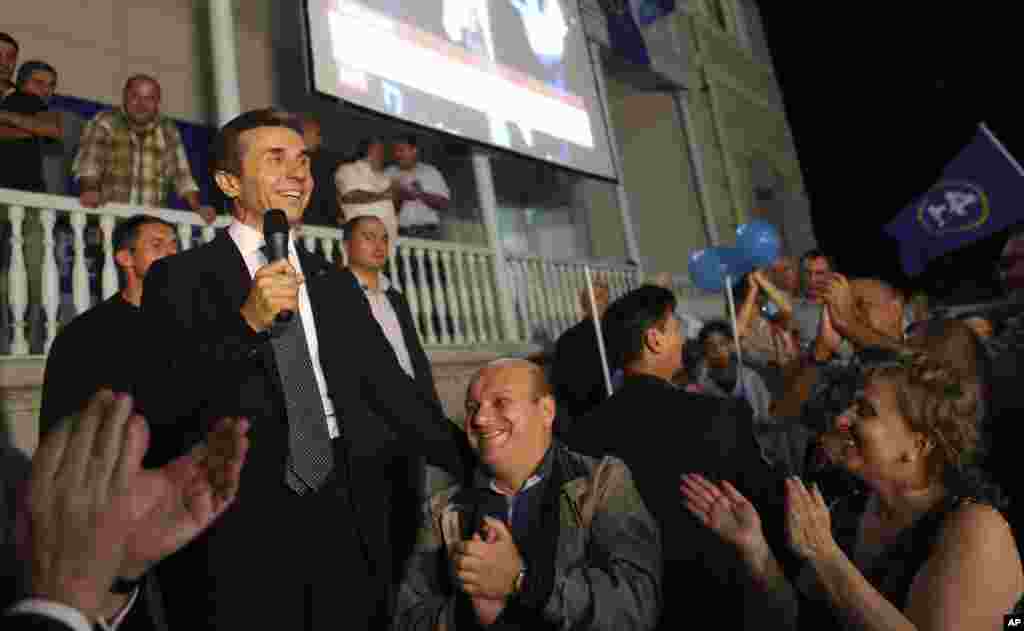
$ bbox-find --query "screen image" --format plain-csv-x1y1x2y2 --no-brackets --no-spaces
307,0,618,180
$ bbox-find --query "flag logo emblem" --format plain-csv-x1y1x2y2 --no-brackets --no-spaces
915,180,990,236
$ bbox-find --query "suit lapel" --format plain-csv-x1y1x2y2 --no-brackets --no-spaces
207,231,252,312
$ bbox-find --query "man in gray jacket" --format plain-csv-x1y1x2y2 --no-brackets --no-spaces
394,358,661,630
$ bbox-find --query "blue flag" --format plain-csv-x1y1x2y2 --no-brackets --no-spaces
884,125,1024,276
599,0,675,67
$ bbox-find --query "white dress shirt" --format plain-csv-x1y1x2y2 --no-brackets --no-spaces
358,272,415,379
228,220,339,438
384,162,450,228
335,159,399,246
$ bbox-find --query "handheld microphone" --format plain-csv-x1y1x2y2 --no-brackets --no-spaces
263,208,294,324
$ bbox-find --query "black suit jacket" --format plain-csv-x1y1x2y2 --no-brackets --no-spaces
3,612,77,631
569,374,788,630
339,268,441,407
135,232,471,627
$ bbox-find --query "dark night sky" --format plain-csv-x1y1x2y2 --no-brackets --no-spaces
757,5,1021,304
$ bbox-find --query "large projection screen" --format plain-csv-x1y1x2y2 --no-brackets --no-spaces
307,0,618,181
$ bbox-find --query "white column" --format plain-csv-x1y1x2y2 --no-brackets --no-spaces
6,206,29,355
675,90,720,246
472,151,520,343
590,41,643,271
208,0,242,126
400,246,422,340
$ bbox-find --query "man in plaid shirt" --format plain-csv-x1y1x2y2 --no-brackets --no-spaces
73,74,216,223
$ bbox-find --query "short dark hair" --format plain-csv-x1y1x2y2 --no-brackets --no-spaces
124,73,159,92
801,248,834,270
698,320,733,346
113,215,175,253
602,285,677,368
354,136,386,161
341,215,386,242
393,133,418,148
210,108,304,177
0,33,18,52
15,60,56,88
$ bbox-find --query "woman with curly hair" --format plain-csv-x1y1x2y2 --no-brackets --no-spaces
681,349,1023,629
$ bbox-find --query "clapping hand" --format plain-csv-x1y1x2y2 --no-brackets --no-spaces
680,473,766,554
784,477,839,565
21,391,249,619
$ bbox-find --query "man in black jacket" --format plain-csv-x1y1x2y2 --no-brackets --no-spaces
570,285,788,630
340,213,445,570
40,215,178,436
135,109,470,631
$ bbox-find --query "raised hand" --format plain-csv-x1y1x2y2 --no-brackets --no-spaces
784,477,839,565
23,392,144,619
21,391,250,619
680,473,765,553
118,414,250,579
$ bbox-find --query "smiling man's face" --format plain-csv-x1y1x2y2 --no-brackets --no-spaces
219,125,312,228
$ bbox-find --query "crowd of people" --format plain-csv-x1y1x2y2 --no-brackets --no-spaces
2,26,1024,631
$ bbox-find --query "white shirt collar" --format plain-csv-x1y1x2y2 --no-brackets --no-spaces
356,270,391,294
228,218,295,258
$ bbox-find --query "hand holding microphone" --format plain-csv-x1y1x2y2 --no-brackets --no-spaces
239,210,302,333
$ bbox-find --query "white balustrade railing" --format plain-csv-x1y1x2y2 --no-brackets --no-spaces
504,254,647,345
1,188,694,358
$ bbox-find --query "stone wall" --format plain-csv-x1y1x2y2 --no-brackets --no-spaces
0,348,526,457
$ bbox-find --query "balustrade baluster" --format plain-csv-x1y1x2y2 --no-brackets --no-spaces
414,247,436,344
427,250,449,345
6,206,29,355
177,223,193,251
441,250,464,345
39,209,60,353
525,259,543,344
304,234,317,257
538,260,556,339
478,253,498,342
70,212,90,317
512,260,531,343
461,251,481,344
322,237,335,263
202,225,216,244
100,215,117,300
466,252,487,343
399,245,422,340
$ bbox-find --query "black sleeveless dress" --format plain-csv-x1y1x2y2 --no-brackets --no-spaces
795,493,1024,629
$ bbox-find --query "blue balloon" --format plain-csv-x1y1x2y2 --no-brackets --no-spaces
718,247,754,278
736,220,782,268
688,248,725,292
689,247,751,293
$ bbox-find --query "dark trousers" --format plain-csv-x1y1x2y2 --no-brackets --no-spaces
161,438,380,631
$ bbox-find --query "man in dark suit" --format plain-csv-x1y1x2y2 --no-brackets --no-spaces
135,109,470,631
569,285,787,630
339,213,444,570
4,391,248,631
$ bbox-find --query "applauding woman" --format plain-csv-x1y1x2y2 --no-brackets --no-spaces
681,352,1023,630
